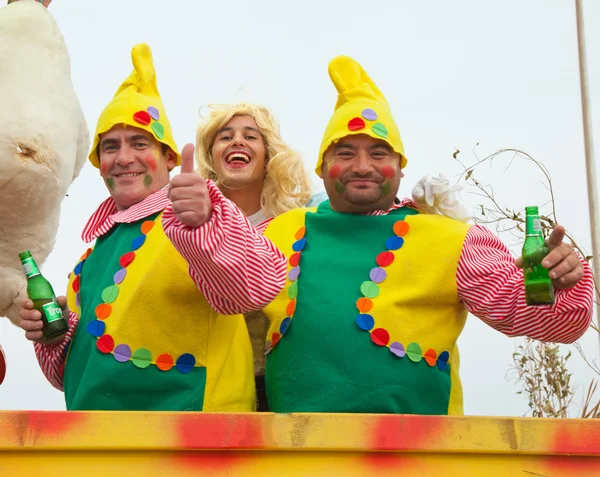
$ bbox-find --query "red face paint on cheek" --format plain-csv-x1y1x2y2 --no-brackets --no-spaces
381,165,396,179
329,164,341,180
146,155,157,172
100,161,108,175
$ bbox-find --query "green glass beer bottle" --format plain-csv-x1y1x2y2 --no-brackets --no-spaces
522,206,555,306
18,250,68,339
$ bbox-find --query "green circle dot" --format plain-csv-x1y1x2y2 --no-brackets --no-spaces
152,121,165,139
360,281,380,299
101,285,119,304
288,281,298,299
372,123,389,139
132,348,152,369
406,342,423,363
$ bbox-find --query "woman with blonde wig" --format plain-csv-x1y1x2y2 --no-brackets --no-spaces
196,103,324,227
196,102,324,411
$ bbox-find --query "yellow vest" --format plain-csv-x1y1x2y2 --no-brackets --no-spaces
263,205,470,414
65,213,255,411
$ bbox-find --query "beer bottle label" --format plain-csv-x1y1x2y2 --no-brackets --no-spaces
532,218,542,233
42,301,64,323
22,257,41,278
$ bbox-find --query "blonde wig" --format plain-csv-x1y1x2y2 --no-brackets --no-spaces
196,103,312,218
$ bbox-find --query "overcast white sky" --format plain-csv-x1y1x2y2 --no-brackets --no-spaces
1,0,600,417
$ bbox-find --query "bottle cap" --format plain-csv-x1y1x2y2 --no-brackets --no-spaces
18,250,32,261
525,206,539,215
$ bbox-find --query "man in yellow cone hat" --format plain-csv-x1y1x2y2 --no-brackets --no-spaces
260,55,593,414
18,44,286,411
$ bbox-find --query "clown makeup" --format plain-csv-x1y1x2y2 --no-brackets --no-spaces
321,134,403,213
97,126,176,210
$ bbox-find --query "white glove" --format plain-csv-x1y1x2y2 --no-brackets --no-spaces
411,173,471,223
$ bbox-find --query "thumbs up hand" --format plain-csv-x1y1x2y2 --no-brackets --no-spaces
168,143,212,228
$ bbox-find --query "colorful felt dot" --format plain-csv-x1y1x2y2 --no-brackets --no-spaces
356,314,375,331
74,261,84,276
156,353,174,371
271,332,281,346
132,348,153,369
151,122,165,139
85,248,93,258
390,342,406,358
424,348,438,367
113,268,127,285
141,220,155,234
385,236,404,251
288,281,298,299
131,235,146,251
175,353,196,374
119,252,135,268
72,275,81,293
437,351,450,371
376,251,395,267
95,303,112,320
97,334,115,354
133,110,152,126
113,344,132,363
362,108,378,121
360,281,380,299
369,267,387,283
289,252,301,267
292,238,307,252
371,328,390,346
406,342,423,363
101,285,119,304
348,117,366,131
280,317,291,335
393,220,410,237
372,123,389,138
286,300,297,316
86,319,105,337
288,266,300,281
295,227,306,240
147,106,160,121
356,297,374,313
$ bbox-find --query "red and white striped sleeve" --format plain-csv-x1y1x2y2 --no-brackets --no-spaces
33,311,79,391
162,180,286,315
457,225,594,343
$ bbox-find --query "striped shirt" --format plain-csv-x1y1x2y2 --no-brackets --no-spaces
35,195,594,391
35,181,287,390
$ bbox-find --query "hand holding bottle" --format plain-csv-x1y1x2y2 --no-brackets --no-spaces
19,295,70,344
515,224,585,290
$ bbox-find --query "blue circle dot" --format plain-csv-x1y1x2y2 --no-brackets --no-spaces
74,261,84,276
292,238,307,252
176,353,196,374
86,319,105,337
356,314,375,331
131,235,146,251
280,317,292,335
385,236,404,251
437,351,450,371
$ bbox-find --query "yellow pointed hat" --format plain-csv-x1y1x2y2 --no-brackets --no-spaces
316,55,407,175
88,43,180,168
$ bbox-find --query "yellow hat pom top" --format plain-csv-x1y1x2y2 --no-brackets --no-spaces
316,56,407,175
88,44,180,168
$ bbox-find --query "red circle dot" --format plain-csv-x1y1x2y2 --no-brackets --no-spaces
97,334,115,354
376,251,395,267
371,328,390,347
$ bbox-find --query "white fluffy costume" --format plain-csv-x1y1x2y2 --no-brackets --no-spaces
0,0,88,325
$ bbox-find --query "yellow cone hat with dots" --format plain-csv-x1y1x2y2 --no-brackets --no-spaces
316,55,407,175
88,43,180,168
